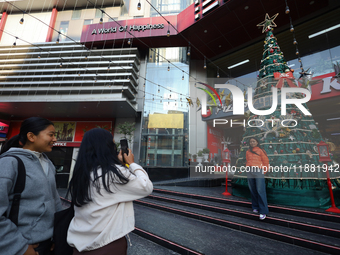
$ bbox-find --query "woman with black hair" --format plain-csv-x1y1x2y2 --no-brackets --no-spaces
0,117,62,255
246,137,269,220
67,128,153,255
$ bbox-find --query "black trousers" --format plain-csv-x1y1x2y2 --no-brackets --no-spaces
34,239,54,255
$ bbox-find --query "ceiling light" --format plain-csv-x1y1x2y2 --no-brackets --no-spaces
327,117,340,121
228,59,249,69
308,24,340,39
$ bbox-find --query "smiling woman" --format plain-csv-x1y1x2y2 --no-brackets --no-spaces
0,117,62,255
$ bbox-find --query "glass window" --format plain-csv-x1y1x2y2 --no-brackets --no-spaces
141,47,189,167
71,10,82,20
84,19,93,26
151,0,192,16
59,21,69,42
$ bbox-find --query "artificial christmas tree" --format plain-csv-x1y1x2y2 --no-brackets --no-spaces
232,13,340,208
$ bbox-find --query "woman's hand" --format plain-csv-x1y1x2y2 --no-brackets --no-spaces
23,244,39,255
118,150,124,164
123,149,134,165
118,149,134,166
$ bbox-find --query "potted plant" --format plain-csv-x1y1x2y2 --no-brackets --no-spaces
202,148,210,162
188,153,192,162
197,150,203,165
192,154,197,162
116,122,136,147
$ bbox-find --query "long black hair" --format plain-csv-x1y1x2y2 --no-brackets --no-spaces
248,137,267,156
0,117,54,154
69,128,129,207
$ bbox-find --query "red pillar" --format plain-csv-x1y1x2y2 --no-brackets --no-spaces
0,12,8,42
46,7,58,42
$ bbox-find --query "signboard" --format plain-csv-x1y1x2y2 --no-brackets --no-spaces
309,72,340,101
0,119,10,138
81,15,177,43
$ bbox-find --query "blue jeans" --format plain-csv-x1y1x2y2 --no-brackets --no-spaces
247,171,269,215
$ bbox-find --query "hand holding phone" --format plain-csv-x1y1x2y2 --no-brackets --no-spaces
120,139,129,157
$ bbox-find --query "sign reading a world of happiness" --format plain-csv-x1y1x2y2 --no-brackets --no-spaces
81,15,178,43
91,23,165,35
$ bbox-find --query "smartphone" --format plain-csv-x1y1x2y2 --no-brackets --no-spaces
120,139,129,158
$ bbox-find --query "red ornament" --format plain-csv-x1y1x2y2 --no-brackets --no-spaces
296,148,300,152
273,59,277,63
270,34,273,37
280,150,284,153
270,49,274,53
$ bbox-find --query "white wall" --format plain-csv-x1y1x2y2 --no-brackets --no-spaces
1,12,51,45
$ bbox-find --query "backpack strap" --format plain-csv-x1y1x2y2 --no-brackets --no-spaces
2,155,26,226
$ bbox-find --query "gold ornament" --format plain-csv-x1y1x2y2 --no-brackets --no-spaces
196,97,201,107
257,13,279,33
186,98,193,106
225,92,232,106
326,142,336,151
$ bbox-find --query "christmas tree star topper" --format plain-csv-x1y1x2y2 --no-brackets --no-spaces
257,13,279,33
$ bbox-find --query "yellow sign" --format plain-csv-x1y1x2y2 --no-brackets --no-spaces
148,113,183,129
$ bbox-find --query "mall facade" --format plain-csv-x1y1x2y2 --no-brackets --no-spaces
0,0,339,187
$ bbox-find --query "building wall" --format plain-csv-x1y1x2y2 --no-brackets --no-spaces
1,12,51,45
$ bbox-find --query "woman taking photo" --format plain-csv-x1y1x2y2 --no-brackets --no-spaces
67,128,153,255
0,117,62,255
246,137,269,220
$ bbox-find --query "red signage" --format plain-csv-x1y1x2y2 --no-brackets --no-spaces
53,142,81,147
207,124,223,161
309,72,340,101
81,15,177,43
0,120,9,134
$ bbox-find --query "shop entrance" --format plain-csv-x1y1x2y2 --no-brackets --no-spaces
45,147,73,188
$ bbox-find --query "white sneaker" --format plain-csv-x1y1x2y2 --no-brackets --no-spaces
259,214,266,220
253,209,259,213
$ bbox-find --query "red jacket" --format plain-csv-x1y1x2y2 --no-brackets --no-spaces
246,146,269,172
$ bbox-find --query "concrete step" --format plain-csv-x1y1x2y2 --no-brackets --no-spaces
146,193,340,235
127,232,180,255
137,197,340,252
153,187,340,223
134,204,328,255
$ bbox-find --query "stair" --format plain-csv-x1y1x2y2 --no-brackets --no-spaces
132,186,340,254
60,185,340,254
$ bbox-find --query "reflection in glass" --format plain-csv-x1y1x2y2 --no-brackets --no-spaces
141,47,189,167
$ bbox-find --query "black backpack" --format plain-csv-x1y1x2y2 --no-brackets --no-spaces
53,191,74,255
1,155,26,226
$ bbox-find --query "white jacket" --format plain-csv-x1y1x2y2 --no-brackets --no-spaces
67,163,153,252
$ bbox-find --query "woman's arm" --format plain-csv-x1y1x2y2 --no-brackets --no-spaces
113,163,153,203
0,157,30,255
245,151,250,167
260,150,270,173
